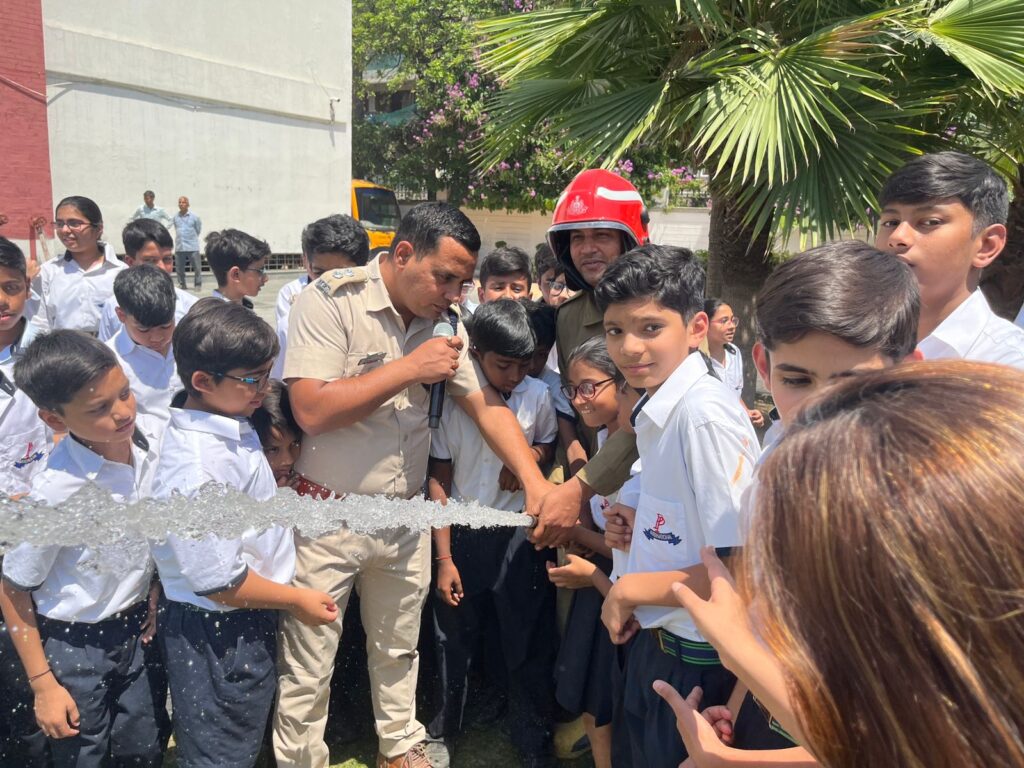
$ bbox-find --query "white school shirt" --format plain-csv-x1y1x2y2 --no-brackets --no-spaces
211,289,255,311
34,243,126,333
271,275,308,380
918,290,1024,368
1,425,159,622
106,327,180,423
709,344,744,396
625,352,760,641
97,286,198,342
149,408,295,612
0,321,52,494
430,376,557,512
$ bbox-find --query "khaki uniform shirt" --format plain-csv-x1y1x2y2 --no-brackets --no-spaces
555,290,639,497
284,257,484,497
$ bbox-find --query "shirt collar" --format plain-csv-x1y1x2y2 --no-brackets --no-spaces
168,407,252,440
639,351,710,428
0,319,40,365
364,255,398,314
63,241,124,268
64,431,145,480
113,326,172,362
921,290,993,359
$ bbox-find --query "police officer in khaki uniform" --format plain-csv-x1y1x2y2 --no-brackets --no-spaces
272,203,553,768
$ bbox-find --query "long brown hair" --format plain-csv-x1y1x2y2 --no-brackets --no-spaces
745,360,1024,768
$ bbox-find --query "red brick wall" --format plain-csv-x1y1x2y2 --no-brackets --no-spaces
0,0,53,251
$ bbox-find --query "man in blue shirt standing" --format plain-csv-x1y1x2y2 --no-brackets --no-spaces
172,196,203,290
131,190,173,228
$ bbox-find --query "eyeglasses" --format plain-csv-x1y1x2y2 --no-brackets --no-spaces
714,316,739,326
244,267,268,277
53,219,94,231
543,278,567,295
210,370,271,392
561,376,616,401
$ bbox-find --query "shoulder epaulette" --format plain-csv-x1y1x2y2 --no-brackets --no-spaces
313,267,369,297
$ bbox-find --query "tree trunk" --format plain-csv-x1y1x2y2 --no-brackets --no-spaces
706,177,774,405
980,162,1024,320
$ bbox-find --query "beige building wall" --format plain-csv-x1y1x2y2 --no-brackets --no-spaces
42,1,352,254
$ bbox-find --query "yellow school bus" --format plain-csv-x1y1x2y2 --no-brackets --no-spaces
351,180,402,257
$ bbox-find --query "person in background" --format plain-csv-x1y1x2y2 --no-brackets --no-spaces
171,196,203,290
271,214,368,380
130,191,172,229
704,298,763,428
206,228,270,309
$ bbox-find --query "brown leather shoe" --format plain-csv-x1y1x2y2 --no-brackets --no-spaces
376,741,436,768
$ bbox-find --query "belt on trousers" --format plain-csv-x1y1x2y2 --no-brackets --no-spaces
650,628,721,666
292,474,345,501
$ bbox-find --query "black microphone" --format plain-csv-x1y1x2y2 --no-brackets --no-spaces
428,312,457,429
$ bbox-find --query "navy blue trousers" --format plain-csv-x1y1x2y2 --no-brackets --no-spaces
37,602,168,768
158,601,277,768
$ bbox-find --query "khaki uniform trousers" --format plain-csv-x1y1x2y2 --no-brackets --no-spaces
273,526,430,767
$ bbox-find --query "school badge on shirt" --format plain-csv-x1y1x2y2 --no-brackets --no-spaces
643,513,681,545
13,441,45,469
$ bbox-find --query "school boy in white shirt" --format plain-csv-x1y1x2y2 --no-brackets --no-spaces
675,242,921,764
148,298,338,768
875,151,1024,367
0,237,52,766
98,219,198,342
0,331,167,767
206,229,271,310
271,214,369,380
593,245,760,768
0,237,51,494
427,299,558,766
106,265,179,423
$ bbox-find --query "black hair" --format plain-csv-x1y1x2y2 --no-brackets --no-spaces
392,202,481,257
467,298,536,360
114,264,175,327
122,218,173,258
250,380,301,446
144,190,155,198
479,246,532,290
55,196,102,226
205,229,271,286
534,243,557,280
0,237,27,276
521,298,556,351
879,151,1009,233
14,330,119,413
301,214,370,266
173,297,279,396
755,240,920,361
703,298,728,320
594,244,704,320
567,336,624,385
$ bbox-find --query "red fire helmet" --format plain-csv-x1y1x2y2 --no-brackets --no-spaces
547,169,650,290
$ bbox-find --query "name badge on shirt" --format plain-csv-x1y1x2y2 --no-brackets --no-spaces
357,352,386,366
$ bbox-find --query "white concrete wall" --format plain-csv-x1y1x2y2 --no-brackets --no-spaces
42,1,352,254
463,206,715,255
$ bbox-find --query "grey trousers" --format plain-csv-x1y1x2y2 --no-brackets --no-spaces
174,251,202,288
